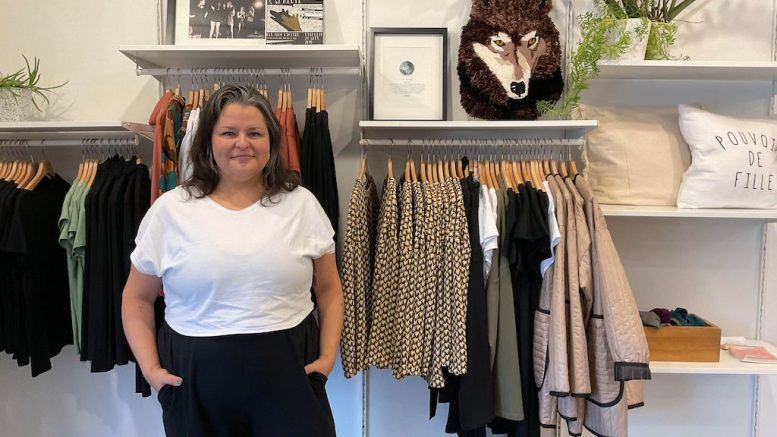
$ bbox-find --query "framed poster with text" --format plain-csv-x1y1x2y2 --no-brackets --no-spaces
370,28,448,121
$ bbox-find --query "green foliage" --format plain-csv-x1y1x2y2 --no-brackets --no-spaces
540,6,633,120
0,56,67,111
602,0,699,22
645,21,677,59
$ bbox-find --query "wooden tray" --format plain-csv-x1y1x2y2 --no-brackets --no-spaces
644,320,721,363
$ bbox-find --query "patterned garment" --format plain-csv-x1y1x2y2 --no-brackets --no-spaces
366,177,400,370
420,180,441,381
396,179,427,379
393,179,415,379
340,175,378,378
448,177,471,376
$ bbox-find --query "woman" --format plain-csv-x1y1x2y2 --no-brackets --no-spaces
122,85,343,437
225,1,235,38
236,6,246,38
209,0,223,38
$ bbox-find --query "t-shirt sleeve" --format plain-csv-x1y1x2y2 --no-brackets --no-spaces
129,202,165,276
302,191,336,259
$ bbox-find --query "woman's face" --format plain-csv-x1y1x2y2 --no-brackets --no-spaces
210,103,271,187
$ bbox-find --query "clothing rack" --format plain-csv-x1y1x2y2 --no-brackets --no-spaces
139,67,360,77
0,121,154,143
358,138,586,147
0,137,140,148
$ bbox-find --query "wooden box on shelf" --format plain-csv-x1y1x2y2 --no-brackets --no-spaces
645,320,722,363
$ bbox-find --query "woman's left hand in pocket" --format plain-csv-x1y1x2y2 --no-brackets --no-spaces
304,355,335,377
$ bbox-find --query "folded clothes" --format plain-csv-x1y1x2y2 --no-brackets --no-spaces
651,308,672,324
670,307,707,327
640,311,662,328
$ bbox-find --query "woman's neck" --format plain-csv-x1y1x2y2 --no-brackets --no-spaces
210,179,265,210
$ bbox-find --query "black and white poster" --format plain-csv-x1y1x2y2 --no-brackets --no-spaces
266,0,323,45
176,0,266,45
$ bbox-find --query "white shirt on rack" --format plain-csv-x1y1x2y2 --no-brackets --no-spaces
179,108,199,183
540,180,561,276
479,185,499,281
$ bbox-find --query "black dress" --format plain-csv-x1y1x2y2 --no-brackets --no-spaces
5,175,72,376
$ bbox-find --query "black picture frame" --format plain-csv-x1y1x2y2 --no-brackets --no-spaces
369,27,448,121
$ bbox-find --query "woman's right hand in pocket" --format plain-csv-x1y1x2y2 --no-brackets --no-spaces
146,366,183,392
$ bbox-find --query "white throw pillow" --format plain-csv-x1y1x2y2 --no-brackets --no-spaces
677,105,777,209
580,104,691,205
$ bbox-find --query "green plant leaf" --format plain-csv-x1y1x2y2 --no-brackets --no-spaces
1,55,67,112
622,0,641,18
667,0,695,21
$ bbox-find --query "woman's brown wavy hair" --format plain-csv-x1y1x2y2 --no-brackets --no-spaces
181,84,300,204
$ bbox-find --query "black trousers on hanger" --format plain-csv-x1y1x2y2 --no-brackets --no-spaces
156,312,335,437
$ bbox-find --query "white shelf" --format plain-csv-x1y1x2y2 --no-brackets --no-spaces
600,204,777,220
596,60,777,81
0,121,153,142
651,350,777,375
359,120,598,140
119,44,361,71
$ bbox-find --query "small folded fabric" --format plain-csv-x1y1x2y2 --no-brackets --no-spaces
670,308,707,327
640,311,662,328
651,308,672,324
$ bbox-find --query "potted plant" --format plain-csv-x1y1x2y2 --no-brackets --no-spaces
601,1,651,60
0,56,66,122
539,3,632,119
603,0,700,60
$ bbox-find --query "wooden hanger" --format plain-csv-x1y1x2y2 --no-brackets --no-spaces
483,160,493,189
321,72,327,111
0,155,8,179
316,85,322,113
16,160,33,188
357,144,367,179
558,145,569,178
420,145,427,183
23,160,53,191
387,142,394,179
410,154,417,183
442,150,450,180
568,160,579,178
500,158,510,189
458,149,465,178
403,151,411,181
426,159,433,184
85,140,98,187
87,158,98,186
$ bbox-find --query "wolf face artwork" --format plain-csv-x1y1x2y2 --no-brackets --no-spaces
458,0,564,120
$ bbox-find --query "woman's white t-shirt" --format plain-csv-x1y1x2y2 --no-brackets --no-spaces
130,185,335,337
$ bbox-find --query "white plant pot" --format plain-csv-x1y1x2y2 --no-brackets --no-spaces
606,18,651,61
0,88,34,122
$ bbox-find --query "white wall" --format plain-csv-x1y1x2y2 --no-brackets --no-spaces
1,0,775,436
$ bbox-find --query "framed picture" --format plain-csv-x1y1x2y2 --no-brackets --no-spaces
174,0,266,45
266,0,323,45
370,28,448,121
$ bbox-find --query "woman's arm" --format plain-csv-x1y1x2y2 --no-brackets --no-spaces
304,252,344,377
122,265,182,391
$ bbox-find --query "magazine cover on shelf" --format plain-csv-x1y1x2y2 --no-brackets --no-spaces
175,0,266,45
266,0,323,45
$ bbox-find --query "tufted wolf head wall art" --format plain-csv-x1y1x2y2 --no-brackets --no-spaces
458,0,564,120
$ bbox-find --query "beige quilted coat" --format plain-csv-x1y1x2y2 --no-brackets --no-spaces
534,176,651,437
